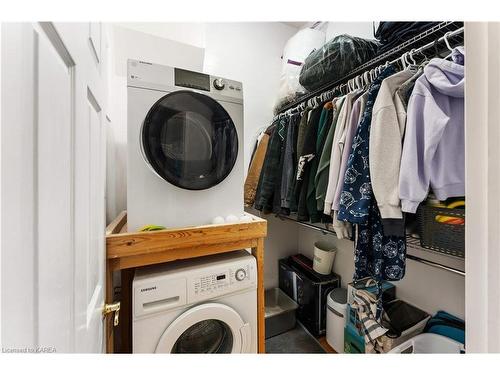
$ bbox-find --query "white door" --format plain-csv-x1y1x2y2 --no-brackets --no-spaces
1,22,108,352
154,303,251,353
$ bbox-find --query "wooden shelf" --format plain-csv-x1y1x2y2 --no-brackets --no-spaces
105,211,267,353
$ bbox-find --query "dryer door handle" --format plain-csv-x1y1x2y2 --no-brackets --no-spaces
239,322,251,353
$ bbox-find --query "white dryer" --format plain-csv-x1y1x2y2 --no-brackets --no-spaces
132,251,257,353
127,60,244,231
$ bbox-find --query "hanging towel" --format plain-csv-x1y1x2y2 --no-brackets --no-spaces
351,289,388,346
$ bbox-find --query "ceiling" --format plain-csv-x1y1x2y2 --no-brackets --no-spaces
282,22,310,29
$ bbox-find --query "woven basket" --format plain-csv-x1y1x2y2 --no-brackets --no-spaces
416,205,465,258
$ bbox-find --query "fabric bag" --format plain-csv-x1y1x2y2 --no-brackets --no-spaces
299,34,379,91
424,310,465,344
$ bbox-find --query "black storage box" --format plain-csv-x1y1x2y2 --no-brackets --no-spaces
279,255,340,337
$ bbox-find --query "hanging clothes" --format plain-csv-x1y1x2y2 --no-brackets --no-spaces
399,47,465,213
396,67,424,111
296,107,312,158
337,66,395,224
295,106,322,221
331,91,368,239
244,128,271,206
280,113,300,214
307,103,334,223
272,117,289,214
369,69,415,236
337,65,406,284
253,120,281,213
324,90,362,216
332,91,368,211
315,97,345,213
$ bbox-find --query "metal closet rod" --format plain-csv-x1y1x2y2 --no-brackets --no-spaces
277,214,336,235
406,254,465,276
274,26,464,120
276,214,465,276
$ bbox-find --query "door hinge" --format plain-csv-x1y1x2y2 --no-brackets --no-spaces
103,302,121,327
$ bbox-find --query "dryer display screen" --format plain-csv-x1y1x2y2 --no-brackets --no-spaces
174,68,210,92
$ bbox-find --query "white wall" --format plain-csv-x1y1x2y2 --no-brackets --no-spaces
325,22,375,40
115,22,206,48
203,23,298,172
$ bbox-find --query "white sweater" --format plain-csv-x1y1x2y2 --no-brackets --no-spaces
369,69,415,220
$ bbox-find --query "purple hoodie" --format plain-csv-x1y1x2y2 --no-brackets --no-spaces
399,47,465,213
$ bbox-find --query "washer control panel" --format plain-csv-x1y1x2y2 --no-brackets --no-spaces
194,264,250,295
190,261,254,303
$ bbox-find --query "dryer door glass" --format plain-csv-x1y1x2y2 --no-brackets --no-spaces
171,319,233,353
141,90,238,190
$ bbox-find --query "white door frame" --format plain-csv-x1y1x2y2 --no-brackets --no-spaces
465,21,500,353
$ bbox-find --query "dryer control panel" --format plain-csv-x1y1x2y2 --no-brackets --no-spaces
127,59,243,102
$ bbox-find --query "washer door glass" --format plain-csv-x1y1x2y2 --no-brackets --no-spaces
141,90,238,190
171,319,233,354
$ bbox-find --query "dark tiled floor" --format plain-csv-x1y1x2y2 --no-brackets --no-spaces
265,324,326,353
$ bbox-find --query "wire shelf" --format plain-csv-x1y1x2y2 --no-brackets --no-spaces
246,207,465,275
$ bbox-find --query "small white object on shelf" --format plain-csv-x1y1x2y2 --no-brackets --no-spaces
225,214,239,223
211,216,225,225
239,214,253,223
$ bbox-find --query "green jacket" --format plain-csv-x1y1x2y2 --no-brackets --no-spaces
315,97,345,212
306,105,333,223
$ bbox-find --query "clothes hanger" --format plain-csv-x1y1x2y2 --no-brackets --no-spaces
356,75,363,90
362,71,369,88
442,31,454,60
409,49,417,65
402,53,409,70
407,49,421,72
404,52,412,70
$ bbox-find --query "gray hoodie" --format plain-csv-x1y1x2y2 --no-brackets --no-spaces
399,47,465,213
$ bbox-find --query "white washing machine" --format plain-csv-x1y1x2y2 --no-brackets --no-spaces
127,60,244,231
132,250,257,353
